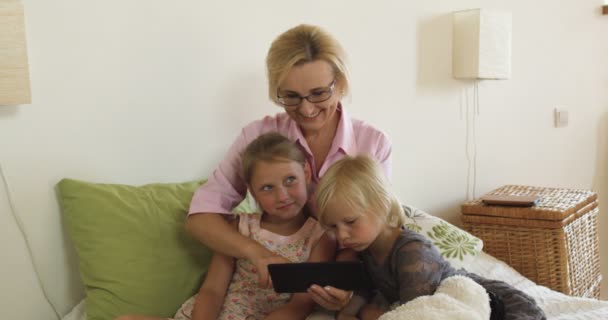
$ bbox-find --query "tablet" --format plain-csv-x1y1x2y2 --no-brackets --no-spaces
268,261,373,293
480,194,540,207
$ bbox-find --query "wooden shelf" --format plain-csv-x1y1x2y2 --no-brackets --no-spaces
604,5,608,15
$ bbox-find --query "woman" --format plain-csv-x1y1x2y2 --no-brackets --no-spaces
186,24,392,316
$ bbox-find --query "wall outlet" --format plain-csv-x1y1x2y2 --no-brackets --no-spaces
554,108,568,128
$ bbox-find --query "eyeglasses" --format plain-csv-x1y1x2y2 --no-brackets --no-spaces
277,79,336,107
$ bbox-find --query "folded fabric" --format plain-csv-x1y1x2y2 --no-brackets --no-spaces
378,275,491,320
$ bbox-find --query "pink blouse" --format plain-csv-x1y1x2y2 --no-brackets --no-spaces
188,105,392,215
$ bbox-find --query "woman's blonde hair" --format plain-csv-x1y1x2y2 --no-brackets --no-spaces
266,24,349,105
315,155,405,228
241,132,306,184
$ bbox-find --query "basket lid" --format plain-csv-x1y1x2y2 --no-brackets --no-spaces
461,185,597,221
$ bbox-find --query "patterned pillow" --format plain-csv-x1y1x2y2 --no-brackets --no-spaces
402,204,483,270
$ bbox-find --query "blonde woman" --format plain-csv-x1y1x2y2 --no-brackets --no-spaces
186,24,392,316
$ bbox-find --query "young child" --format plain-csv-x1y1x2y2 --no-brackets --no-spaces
117,132,335,320
314,155,546,320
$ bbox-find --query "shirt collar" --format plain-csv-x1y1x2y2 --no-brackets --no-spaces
334,103,356,156
286,102,357,156
286,103,356,156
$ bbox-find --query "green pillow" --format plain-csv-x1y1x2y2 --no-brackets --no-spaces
57,178,212,320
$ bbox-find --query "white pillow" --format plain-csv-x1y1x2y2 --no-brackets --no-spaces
401,204,483,270
378,275,490,320
61,299,86,320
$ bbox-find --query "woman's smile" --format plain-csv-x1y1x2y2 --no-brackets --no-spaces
299,109,321,120
279,60,340,135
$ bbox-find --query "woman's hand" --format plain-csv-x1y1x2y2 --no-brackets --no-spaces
246,243,290,288
307,285,353,311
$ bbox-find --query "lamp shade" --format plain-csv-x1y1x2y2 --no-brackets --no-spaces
0,0,31,105
452,9,512,80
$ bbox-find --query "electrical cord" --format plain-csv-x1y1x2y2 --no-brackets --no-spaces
0,160,61,320
462,81,480,200
473,80,479,199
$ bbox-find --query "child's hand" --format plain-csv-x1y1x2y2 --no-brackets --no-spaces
336,314,359,320
359,303,385,320
307,285,353,311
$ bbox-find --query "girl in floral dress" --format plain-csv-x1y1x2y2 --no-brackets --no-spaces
117,132,335,320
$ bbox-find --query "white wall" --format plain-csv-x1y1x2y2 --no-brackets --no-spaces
1,0,607,318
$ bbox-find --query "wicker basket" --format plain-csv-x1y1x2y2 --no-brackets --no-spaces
461,185,602,299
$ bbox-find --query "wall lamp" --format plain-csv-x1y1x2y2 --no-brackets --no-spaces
0,0,31,105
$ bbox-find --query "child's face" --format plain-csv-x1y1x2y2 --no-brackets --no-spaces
249,159,310,221
321,200,383,252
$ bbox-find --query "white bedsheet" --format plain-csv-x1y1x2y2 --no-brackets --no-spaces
61,252,608,320
468,251,608,319
61,299,85,320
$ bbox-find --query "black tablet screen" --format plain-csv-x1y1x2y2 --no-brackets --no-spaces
268,261,372,293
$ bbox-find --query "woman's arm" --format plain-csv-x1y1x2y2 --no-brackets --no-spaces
186,214,288,287
186,126,257,257
264,232,336,320
186,213,252,259
191,252,235,320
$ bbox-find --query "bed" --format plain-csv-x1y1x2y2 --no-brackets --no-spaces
59,251,608,320
50,180,608,319
469,252,608,319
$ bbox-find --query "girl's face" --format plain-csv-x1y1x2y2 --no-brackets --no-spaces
249,159,311,222
321,200,384,252
277,60,341,135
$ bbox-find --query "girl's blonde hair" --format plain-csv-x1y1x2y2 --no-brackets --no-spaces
315,155,405,228
266,24,349,105
241,132,306,184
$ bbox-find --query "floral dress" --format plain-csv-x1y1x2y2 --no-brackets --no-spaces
173,213,325,320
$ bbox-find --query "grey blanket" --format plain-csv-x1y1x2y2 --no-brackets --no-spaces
466,272,546,320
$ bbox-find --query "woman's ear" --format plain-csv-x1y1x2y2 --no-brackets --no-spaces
335,78,346,98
